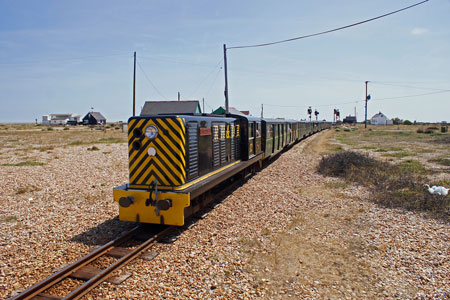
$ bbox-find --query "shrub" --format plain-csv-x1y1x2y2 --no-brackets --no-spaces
318,151,378,179
416,128,424,133
318,151,449,216
403,120,412,125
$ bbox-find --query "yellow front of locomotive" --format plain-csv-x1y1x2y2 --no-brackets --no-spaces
113,116,190,226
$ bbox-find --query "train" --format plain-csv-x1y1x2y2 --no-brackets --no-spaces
113,106,331,226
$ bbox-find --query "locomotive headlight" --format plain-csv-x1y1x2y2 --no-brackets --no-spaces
145,125,158,140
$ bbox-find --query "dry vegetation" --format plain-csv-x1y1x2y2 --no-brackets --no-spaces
0,124,449,299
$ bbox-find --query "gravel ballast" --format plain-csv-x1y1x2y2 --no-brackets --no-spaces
1,132,449,299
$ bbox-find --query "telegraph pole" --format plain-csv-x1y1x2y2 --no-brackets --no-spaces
261,104,264,118
223,44,229,114
365,81,369,128
133,51,136,116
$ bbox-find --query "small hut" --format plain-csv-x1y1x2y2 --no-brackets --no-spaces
83,112,106,125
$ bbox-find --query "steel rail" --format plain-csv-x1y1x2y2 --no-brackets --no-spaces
62,226,175,300
10,226,142,300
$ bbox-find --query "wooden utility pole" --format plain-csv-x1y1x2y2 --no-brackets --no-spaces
178,92,180,101
223,44,229,114
133,51,136,116
261,104,263,118
365,81,369,128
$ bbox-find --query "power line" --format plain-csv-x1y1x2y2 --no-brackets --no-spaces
227,0,429,50
138,55,221,68
370,81,450,92
262,89,450,109
136,61,168,100
0,53,131,66
204,68,223,99
373,90,450,101
187,59,223,98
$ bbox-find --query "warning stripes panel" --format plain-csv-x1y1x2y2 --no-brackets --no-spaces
127,117,186,187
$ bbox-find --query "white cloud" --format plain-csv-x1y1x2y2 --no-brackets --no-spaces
411,27,428,35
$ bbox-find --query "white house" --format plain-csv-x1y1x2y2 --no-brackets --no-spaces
370,112,393,125
42,113,81,125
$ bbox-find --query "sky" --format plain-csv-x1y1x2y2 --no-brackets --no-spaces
0,0,449,123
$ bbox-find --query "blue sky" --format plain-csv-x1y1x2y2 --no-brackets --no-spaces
0,0,449,123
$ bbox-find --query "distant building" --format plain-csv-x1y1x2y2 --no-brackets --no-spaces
213,106,249,116
42,113,81,125
141,100,201,116
371,112,393,125
83,112,106,125
343,115,357,124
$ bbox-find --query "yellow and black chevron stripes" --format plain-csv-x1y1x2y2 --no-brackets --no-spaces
128,117,186,187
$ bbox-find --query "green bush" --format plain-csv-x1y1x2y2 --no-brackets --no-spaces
403,120,412,125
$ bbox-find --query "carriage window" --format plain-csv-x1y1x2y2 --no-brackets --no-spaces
269,124,273,138
256,123,261,137
249,123,254,138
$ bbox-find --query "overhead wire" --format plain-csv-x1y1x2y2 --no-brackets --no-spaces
136,61,168,100
187,59,224,98
0,53,131,66
227,0,429,49
370,81,450,92
138,55,221,68
262,89,450,110
203,68,223,100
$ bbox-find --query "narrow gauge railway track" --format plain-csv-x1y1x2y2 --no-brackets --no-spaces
10,168,248,300
10,225,176,300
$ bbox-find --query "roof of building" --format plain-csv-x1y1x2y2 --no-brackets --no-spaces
212,106,248,116
371,112,388,119
84,112,106,121
140,100,201,116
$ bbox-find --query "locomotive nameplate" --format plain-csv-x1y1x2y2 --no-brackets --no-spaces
200,127,211,136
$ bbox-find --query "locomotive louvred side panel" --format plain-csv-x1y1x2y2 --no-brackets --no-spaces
230,124,235,161
187,122,199,179
128,117,186,186
212,125,220,167
219,124,226,165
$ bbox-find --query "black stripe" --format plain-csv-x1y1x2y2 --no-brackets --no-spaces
127,118,140,135
138,169,158,186
172,117,185,135
153,155,183,184
164,118,186,147
166,118,185,142
153,138,185,176
155,134,186,169
128,120,150,157
132,159,155,185
129,138,153,178
153,160,175,185
155,119,185,154
141,162,175,186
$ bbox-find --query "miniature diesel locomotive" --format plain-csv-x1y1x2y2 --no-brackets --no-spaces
114,111,330,226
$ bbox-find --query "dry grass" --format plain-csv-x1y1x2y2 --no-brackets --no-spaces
0,124,127,165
